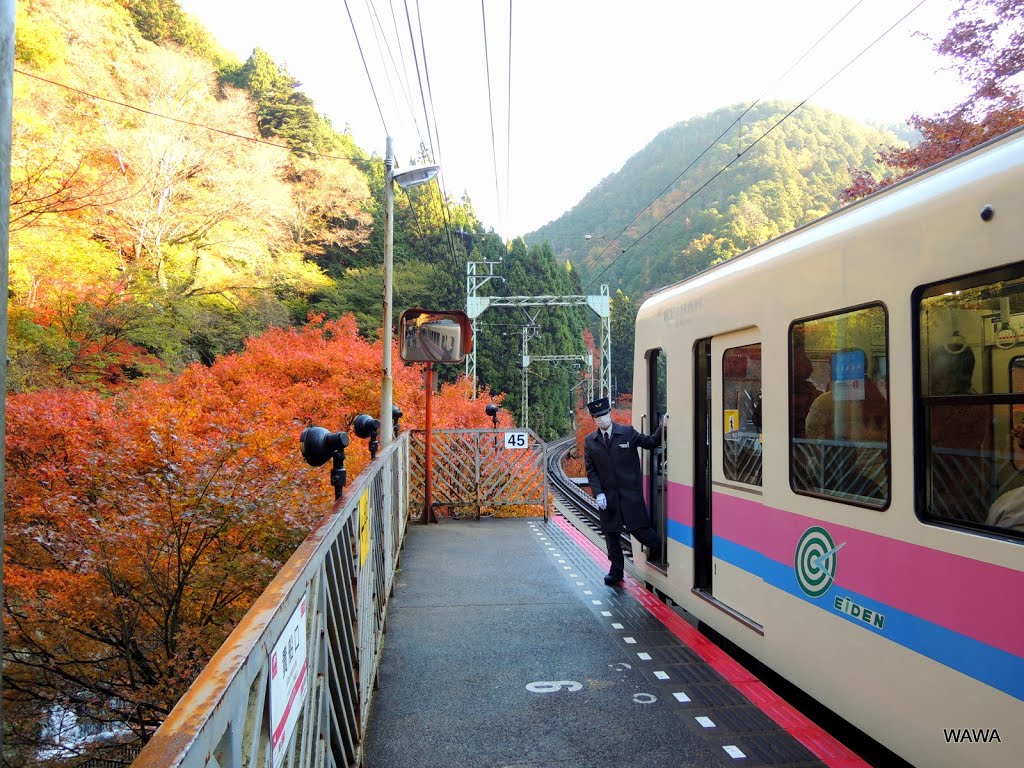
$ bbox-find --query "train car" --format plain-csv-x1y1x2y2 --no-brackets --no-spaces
630,126,1024,768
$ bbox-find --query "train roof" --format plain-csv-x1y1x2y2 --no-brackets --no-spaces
637,124,1024,317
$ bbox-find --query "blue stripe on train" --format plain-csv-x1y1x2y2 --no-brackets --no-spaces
664,522,1023,701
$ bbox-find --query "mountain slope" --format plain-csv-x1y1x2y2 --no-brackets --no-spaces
527,102,900,299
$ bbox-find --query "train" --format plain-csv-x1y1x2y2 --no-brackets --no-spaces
628,125,1024,767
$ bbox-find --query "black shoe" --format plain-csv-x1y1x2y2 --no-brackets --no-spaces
604,573,623,585
647,542,662,562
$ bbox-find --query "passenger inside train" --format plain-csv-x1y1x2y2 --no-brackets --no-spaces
802,348,889,503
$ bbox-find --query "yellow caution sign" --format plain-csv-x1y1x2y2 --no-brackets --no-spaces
359,490,370,565
724,409,739,434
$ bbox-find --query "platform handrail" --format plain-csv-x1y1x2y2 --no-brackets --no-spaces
131,434,410,768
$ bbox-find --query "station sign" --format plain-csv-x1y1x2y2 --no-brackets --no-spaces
269,594,309,768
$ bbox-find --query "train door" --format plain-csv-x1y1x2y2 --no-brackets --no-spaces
693,339,713,591
710,329,763,624
694,331,763,625
646,348,668,567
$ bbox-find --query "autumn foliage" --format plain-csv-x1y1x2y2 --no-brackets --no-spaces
842,0,1024,200
2,314,507,758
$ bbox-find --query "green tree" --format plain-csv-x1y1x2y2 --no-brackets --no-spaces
610,289,638,395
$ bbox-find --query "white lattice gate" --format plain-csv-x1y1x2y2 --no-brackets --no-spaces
409,428,549,519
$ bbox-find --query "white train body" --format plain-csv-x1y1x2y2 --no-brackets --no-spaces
631,127,1024,767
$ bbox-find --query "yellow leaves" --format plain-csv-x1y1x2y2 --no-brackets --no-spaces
9,227,121,307
14,2,66,71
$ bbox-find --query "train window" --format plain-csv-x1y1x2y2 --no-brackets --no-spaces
722,344,762,486
790,305,890,508
1012,357,1024,473
917,266,1024,537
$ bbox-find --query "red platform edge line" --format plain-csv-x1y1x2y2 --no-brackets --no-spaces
551,514,869,768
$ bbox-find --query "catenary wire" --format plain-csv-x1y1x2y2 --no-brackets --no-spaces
409,0,460,264
402,0,436,160
366,0,427,150
505,1,513,244
579,0,867,269
585,0,929,290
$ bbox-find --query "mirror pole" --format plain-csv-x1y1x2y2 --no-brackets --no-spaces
419,363,437,523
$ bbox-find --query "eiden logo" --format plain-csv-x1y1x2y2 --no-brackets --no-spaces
795,526,844,597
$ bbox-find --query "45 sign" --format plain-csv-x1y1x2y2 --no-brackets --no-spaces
504,431,529,449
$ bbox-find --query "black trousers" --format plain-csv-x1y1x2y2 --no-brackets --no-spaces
604,525,661,577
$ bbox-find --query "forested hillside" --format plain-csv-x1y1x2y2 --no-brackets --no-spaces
3,1,522,763
7,0,1019,761
529,102,900,301
8,0,479,393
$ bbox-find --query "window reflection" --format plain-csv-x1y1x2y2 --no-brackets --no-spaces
723,344,762,486
919,269,1024,536
790,306,890,508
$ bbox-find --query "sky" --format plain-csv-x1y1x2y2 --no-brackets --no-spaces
176,0,969,241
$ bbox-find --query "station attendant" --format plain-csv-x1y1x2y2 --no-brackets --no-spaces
583,397,665,585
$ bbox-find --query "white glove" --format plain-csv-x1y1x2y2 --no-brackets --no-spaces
661,413,669,428
596,493,607,510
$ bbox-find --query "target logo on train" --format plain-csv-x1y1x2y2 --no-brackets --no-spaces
794,527,844,598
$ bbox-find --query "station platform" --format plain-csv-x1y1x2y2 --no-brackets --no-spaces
362,514,869,768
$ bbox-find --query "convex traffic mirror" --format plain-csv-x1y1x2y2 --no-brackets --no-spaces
399,309,472,364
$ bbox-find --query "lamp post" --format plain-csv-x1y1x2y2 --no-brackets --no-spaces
380,136,440,447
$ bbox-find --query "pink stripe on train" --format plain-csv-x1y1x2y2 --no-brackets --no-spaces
667,479,1024,659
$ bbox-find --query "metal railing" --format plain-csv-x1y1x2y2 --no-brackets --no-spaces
723,432,763,486
791,438,888,506
131,435,410,768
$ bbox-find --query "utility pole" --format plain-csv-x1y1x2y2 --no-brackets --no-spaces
0,0,15,738
465,257,503,395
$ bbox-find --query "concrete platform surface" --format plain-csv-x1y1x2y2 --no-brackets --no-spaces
361,515,850,768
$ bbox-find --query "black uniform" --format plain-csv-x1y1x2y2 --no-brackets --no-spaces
584,422,662,580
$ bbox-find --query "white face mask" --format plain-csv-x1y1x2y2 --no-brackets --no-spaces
594,414,612,431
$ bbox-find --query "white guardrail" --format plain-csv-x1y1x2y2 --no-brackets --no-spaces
131,434,410,768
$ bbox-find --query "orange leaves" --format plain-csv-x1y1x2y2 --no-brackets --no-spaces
3,312,500,738
842,0,1024,202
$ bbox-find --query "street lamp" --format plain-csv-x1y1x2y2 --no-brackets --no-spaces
381,136,440,448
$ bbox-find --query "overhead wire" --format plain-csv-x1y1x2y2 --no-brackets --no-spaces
579,0,869,277
365,0,426,151
505,1,513,244
581,0,932,291
412,0,460,263
582,0,931,290
14,68,381,169
401,0,436,160
343,0,390,137
481,0,506,240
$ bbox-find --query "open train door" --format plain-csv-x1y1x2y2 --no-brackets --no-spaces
693,339,713,591
645,347,669,568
